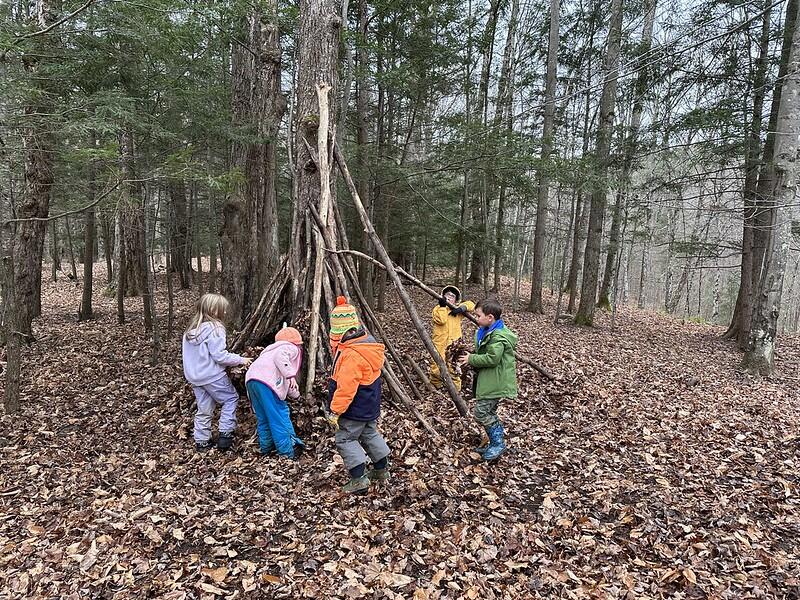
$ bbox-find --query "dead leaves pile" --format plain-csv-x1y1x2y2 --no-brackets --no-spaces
0,271,798,599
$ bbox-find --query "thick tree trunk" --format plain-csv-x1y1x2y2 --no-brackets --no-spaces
575,0,624,326
727,0,775,346
222,2,285,327
741,8,800,375
14,22,55,337
529,0,560,312
289,0,341,316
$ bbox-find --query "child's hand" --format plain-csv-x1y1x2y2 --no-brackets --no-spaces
457,354,470,367
288,378,299,395
326,413,340,431
242,357,253,368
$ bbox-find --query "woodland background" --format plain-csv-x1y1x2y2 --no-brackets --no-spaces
1,0,800,598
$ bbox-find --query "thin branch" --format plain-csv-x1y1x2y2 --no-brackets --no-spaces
2,179,121,227
14,0,97,42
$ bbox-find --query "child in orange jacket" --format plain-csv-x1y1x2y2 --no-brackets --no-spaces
327,297,391,495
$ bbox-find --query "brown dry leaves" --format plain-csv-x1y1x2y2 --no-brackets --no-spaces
0,271,798,598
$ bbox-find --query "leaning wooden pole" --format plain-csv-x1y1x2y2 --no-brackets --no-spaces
334,142,469,417
330,247,557,381
306,83,333,395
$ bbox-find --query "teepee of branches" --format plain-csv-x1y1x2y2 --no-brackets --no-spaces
232,81,555,437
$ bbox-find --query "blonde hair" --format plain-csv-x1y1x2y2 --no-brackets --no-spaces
185,293,231,340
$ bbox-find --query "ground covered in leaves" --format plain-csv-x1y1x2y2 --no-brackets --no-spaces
1,268,799,599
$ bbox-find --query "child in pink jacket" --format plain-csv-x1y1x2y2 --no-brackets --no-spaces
245,326,305,459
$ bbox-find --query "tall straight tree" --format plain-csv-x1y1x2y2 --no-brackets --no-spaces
12,0,56,338
724,0,775,346
741,3,800,375
597,0,657,309
355,0,374,308
289,0,341,290
492,0,521,293
79,161,97,321
468,0,501,287
222,0,285,327
528,0,560,312
574,0,624,326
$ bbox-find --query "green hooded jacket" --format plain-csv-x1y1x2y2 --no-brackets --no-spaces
468,324,518,399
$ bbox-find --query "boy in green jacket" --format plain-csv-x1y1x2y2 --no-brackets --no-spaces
458,298,517,461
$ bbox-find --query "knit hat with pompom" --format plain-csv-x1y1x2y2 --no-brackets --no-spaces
329,296,361,336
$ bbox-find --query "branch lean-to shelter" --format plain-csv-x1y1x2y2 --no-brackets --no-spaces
231,84,555,438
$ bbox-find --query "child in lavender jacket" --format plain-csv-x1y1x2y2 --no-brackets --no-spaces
182,294,251,452
245,326,305,459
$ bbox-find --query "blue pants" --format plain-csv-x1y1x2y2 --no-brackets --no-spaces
246,381,304,457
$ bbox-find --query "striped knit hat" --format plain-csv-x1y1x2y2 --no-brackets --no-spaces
329,296,360,336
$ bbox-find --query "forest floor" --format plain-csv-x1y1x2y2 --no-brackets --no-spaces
1,266,799,600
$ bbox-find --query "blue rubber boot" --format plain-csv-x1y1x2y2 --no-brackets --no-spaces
482,424,506,461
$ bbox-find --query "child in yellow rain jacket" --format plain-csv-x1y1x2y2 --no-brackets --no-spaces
430,285,475,391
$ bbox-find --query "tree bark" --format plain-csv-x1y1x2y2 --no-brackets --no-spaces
14,0,55,337
117,129,146,299
167,178,191,289
65,215,77,281
726,0,775,346
575,0,624,326
356,0,374,307
468,0,501,286
222,2,285,327
741,6,800,375
529,0,560,311
79,169,96,321
2,256,22,413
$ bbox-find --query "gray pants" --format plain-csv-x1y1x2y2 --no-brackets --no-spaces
193,375,239,443
335,417,390,471
473,397,502,427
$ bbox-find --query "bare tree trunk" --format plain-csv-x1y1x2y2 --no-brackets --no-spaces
306,83,333,395
575,0,623,326
2,256,22,413
101,210,113,284
165,203,175,339
529,0,560,312
222,2,285,326
492,0,520,294
726,0,775,346
600,0,661,312
50,220,58,282
117,129,146,299
289,0,341,324
65,215,77,281
741,8,800,375
168,178,191,289
79,170,96,321
356,0,374,307
566,192,588,313
468,0,501,286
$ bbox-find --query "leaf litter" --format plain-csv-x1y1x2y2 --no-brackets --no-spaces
0,269,798,598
